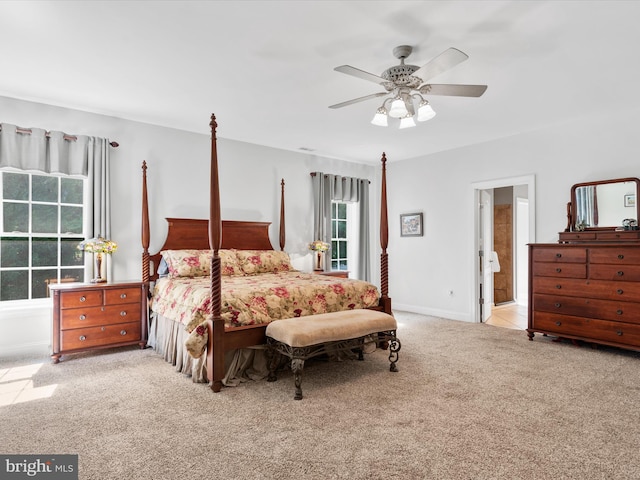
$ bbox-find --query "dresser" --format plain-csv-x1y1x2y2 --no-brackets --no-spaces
528,243,640,351
49,281,148,363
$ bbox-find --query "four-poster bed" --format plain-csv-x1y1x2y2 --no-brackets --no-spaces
141,114,392,392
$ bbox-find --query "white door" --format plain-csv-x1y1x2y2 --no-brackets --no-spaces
516,197,529,305
479,189,494,322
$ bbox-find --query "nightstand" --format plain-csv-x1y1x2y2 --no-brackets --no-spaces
49,281,148,363
314,270,349,278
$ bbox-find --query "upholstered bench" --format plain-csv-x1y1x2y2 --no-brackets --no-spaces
265,309,401,400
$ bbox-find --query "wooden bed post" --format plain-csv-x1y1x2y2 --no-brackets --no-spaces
207,114,225,393
380,153,391,314
141,161,150,284
280,179,286,251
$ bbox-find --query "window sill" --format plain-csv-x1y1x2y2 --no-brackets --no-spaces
0,298,52,312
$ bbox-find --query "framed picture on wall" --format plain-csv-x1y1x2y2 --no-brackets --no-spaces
400,212,423,237
625,194,636,207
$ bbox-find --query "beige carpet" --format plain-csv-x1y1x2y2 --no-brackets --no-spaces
2,311,640,480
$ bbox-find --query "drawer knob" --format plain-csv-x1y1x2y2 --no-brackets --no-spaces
79,296,86,302
617,330,623,336
120,311,127,317
556,268,562,273
555,303,561,308
555,321,562,326
101,327,106,332
79,314,86,320
617,271,624,276
120,293,127,299
556,253,562,258
79,335,86,341
618,254,625,260
617,309,623,315
617,289,624,295
555,284,562,289
120,330,127,336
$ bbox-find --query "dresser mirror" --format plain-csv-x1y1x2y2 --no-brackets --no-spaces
570,177,639,230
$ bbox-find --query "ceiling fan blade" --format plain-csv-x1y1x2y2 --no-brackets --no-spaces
329,92,388,109
334,65,387,85
420,84,488,97
413,47,469,83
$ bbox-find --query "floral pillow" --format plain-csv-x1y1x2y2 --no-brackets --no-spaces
235,250,293,275
161,249,242,277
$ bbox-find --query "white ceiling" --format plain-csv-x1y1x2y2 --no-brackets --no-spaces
1,1,639,164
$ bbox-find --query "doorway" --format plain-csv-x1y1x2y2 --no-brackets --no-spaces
472,175,536,324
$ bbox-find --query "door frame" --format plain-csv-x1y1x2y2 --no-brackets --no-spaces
471,175,536,323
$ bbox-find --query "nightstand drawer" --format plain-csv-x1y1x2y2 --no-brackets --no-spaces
105,287,142,305
60,304,142,330
60,290,103,309
61,321,141,351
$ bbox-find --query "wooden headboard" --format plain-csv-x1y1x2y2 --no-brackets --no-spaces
148,218,275,282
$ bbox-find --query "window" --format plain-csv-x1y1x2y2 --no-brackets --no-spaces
0,171,86,301
331,201,348,270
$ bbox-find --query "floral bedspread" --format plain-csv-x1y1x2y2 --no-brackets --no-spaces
150,271,380,332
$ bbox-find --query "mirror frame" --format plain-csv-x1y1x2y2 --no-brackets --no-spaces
570,177,640,231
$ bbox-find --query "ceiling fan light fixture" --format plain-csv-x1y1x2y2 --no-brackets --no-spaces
399,114,416,129
388,97,408,118
417,100,436,122
371,107,388,127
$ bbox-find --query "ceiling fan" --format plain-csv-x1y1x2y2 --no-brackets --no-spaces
329,45,487,128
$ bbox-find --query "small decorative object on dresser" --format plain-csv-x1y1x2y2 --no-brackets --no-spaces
308,240,330,271
49,281,148,363
77,237,118,283
529,177,640,352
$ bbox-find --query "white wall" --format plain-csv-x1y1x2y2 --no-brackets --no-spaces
388,106,640,320
0,96,380,357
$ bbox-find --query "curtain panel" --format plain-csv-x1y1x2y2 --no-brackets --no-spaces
311,172,371,281
0,122,113,278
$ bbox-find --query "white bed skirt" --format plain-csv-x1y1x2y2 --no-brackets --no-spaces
147,312,270,387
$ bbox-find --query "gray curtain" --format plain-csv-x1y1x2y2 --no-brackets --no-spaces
575,185,597,228
311,172,370,281
0,123,113,278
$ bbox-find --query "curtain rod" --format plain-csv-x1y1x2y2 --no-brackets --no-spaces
0,125,119,147
310,172,371,184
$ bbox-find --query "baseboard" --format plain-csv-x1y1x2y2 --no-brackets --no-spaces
392,303,472,323
0,341,50,360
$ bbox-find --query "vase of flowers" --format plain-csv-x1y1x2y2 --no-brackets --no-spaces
78,237,118,283
308,240,330,271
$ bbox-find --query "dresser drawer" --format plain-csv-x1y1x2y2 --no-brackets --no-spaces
60,321,141,351
532,262,586,278
589,247,640,265
531,311,640,347
533,293,640,324
105,287,142,305
532,277,640,302
531,247,587,263
596,231,640,241
60,290,103,309
60,304,142,329
589,264,640,282
558,232,596,242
